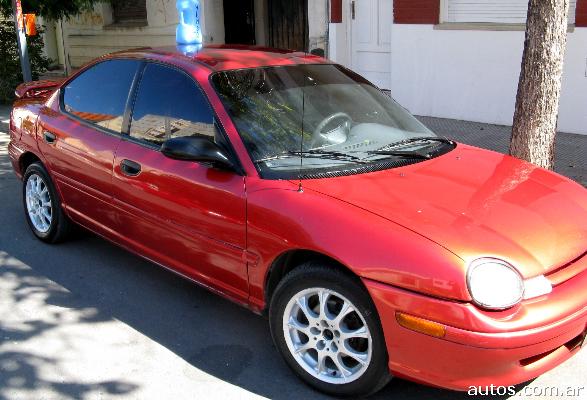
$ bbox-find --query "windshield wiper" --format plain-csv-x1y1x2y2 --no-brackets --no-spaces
376,136,454,151
366,150,431,160
299,149,365,160
365,136,454,160
254,150,367,164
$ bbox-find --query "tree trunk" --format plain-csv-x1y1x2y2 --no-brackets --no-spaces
510,0,570,170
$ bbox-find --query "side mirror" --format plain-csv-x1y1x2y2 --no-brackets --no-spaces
161,136,235,170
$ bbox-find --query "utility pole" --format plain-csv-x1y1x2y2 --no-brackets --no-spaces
12,0,32,82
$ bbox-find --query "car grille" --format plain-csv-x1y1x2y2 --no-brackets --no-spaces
546,251,587,286
519,329,587,367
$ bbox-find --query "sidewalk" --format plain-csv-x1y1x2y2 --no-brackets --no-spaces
0,104,585,186
0,105,9,134
419,116,586,187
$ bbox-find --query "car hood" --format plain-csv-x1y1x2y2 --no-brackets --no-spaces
302,144,587,278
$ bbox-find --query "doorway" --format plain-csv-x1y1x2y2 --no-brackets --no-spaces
223,0,256,45
350,0,392,90
268,0,308,51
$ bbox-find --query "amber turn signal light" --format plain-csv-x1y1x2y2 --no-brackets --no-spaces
396,312,446,338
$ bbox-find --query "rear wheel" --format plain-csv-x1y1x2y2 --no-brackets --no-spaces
269,263,390,397
23,162,71,243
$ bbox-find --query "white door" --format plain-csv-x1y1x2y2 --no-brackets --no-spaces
351,0,392,90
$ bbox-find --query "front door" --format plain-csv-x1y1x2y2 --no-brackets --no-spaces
38,59,140,232
223,0,256,45
111,62,248,301
351,0,392,90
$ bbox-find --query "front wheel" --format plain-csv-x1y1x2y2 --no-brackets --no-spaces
269,263,390,397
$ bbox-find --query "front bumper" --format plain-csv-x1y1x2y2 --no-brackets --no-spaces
364,268,587,391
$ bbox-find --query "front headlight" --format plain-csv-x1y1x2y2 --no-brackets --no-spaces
467,258,524,310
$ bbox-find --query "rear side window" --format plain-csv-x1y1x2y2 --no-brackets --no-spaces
129,63,216,147
63,60,139,133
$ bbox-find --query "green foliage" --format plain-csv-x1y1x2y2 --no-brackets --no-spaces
0,0,100,21
0,19,51,103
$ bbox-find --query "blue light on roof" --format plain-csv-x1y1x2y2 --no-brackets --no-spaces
176,0,202,45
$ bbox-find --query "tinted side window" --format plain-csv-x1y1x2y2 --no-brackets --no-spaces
129,63,215,147
63,60,139,133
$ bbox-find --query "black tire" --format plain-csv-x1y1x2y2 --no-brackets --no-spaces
269,262,391,398
22,162,71,243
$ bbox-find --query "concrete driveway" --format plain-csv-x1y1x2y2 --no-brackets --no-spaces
0,104,586,400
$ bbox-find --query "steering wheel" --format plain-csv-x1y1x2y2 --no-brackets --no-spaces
311,112,352,147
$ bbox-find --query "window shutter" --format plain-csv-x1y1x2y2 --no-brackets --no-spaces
331,0,343,23
394,0,441,24
577,0,587,26
445,0,577,24
113,0,148,22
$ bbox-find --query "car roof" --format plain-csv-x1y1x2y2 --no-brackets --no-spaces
109,44,332,72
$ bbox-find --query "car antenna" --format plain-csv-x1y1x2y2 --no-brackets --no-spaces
298,84,305,193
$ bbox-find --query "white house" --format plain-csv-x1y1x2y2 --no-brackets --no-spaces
328,0,587,134
42,0,328,70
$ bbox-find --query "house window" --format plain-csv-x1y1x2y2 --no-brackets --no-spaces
112,0,148,24
443,0,577,24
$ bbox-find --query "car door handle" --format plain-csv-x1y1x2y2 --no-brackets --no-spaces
43,131,56,144
120,159,142,177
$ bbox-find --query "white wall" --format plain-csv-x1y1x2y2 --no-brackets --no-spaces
308,0,329,53
63,1,176,67
38,18,60,66
328,0,352,67
62,0,225,68
558,28,587,134
389,24,587,135
200,0,225,44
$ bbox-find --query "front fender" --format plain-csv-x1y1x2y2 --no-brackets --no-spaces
246,179,470,309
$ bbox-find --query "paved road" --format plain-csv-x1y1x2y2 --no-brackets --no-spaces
0,105,586,400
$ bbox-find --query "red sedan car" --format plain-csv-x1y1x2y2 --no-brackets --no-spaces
8,45,587,397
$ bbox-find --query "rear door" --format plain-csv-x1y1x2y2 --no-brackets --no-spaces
37,59,141,233
111,62,249,301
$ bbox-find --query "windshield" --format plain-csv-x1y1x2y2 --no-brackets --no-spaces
211,64,452,179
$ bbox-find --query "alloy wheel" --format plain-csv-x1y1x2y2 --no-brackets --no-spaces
25,173,52,233
282,287,373,384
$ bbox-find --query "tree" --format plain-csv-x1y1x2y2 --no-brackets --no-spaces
0,0,108,20
510,0,570,170
0,19,50,102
